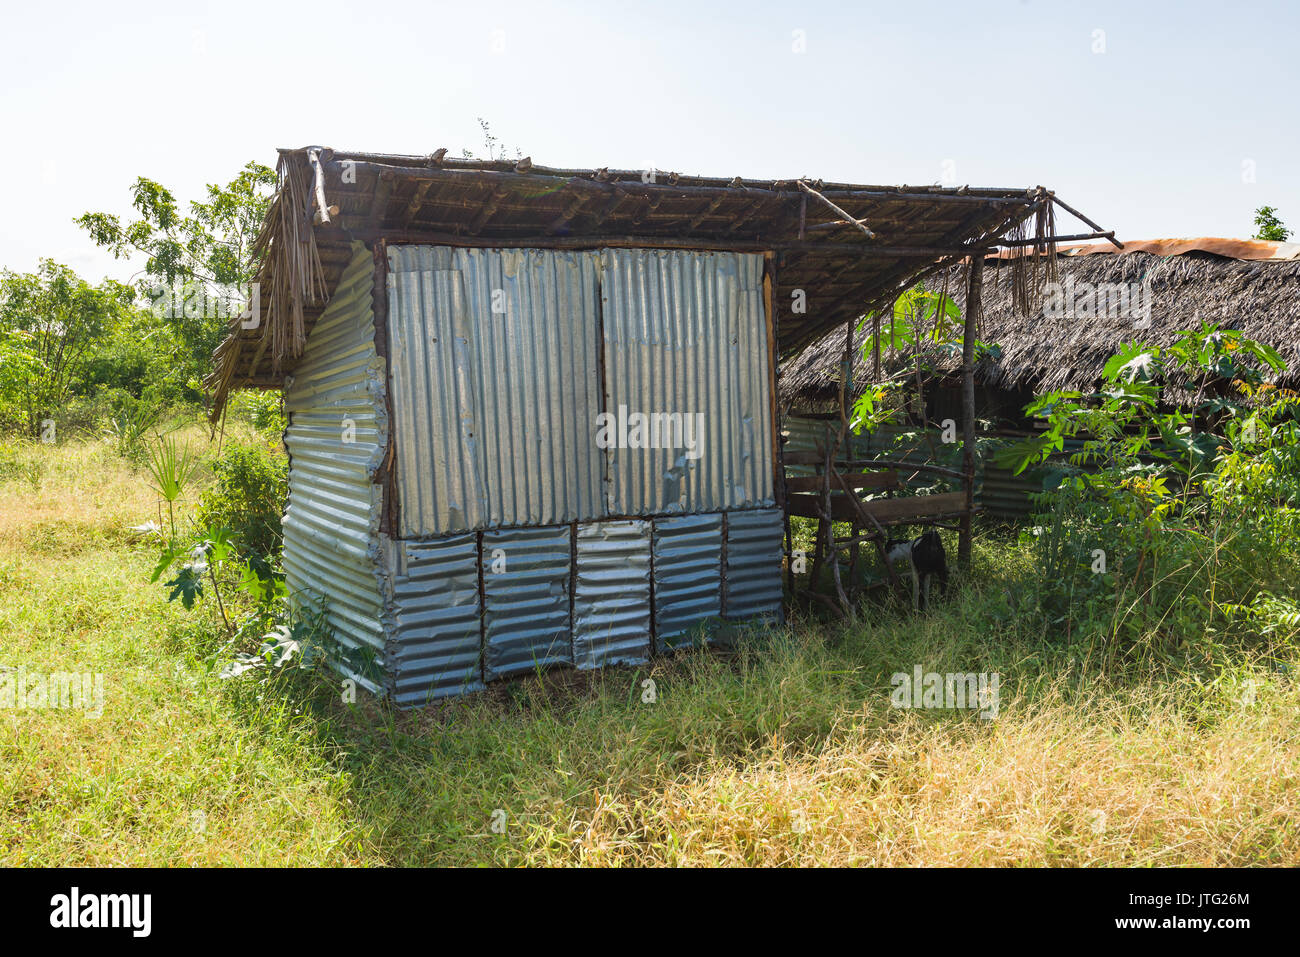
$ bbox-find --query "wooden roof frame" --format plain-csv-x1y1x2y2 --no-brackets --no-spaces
207,145,1116,416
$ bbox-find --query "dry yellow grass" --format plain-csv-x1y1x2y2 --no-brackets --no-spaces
1,429,1298,866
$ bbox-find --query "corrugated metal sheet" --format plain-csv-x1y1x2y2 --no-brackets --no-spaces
780,414,873,475
651,514,722,652
784,415,1070,519
482,525,573,680
1057,237,1300,262
387,246,605,535
573,520,652,669
724,508,785,623
600,249,775,516
283,241,389,694
981,464,1039,518
388,535,484,705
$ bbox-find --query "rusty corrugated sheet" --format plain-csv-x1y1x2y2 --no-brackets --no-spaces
601,249,775,516
482,525,573,680
573,520,652,669
651,514,722,651
387,246,605,535
282,241,390,695
1057,237,1300,262
723,508,785,623
388,535,484,705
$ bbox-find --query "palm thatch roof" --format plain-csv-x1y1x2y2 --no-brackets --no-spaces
780,239,1300,408
207,146,1105,421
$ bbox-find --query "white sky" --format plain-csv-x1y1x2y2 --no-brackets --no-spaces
2,0,1297,284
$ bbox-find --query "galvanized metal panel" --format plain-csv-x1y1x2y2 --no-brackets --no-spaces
785,415,1038,518
283,241,390,694
573,520,651,669
724,508,785,623
482,525,573,680
388,535,484,705
600,249,775,516
387,246,605,535
652,514,722,652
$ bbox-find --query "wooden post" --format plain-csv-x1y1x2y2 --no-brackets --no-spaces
959,255,983,568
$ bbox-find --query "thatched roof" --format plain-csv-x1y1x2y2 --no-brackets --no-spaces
207,146,1096,420
780,239,1300,407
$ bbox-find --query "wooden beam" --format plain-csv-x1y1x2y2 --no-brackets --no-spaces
993,231,1116,249
467,185,509,234
798,181,876,239
402,180,432,226
346,227,974,258
368,171,393,230
1050,193,1124,250
545,189,595,235
959,256,982,567
308,148,332,225
787,490,970,524
784,470,899,493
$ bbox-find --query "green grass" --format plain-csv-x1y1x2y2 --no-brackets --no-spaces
1,433,1297,866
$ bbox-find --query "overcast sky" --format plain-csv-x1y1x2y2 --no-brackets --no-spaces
3,0,1297,284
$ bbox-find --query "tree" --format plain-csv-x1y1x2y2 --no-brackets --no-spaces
0,261,136,436
76,163,276,392
1253,206,1292,242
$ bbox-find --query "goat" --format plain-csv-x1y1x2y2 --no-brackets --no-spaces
884,530,949,611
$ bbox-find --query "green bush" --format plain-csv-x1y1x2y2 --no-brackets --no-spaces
196,443,288,559
227,389,286,439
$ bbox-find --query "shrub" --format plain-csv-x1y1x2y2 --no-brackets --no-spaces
1002,328,1300,657
197,443,288,559
228,389,286,439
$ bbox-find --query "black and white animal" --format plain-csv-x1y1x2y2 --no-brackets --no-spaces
884,530,949,611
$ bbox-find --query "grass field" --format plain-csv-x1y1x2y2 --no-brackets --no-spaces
1,431,1297,866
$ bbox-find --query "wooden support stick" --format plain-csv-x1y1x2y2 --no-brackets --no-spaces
993,230,1117,249
308,148,332,226
831,468,903,592
959,256,982,567
798,181,876,239
1049,194,1124,250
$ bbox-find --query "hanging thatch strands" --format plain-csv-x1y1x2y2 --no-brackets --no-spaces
204,151,327,423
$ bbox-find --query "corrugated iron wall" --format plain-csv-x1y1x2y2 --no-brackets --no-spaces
283,241,390,694
482,525,574,680
386,246,774,534
722,508,785,622
282,242,786,705
388,535,483,705
384,510,782,701
651,513,723,651
387,246,605,536
572,520,652,669
601,249,774,516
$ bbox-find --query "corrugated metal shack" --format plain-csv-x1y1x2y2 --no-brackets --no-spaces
208,146,1091,704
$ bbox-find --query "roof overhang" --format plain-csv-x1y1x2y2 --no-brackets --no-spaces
207,146,1114,418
